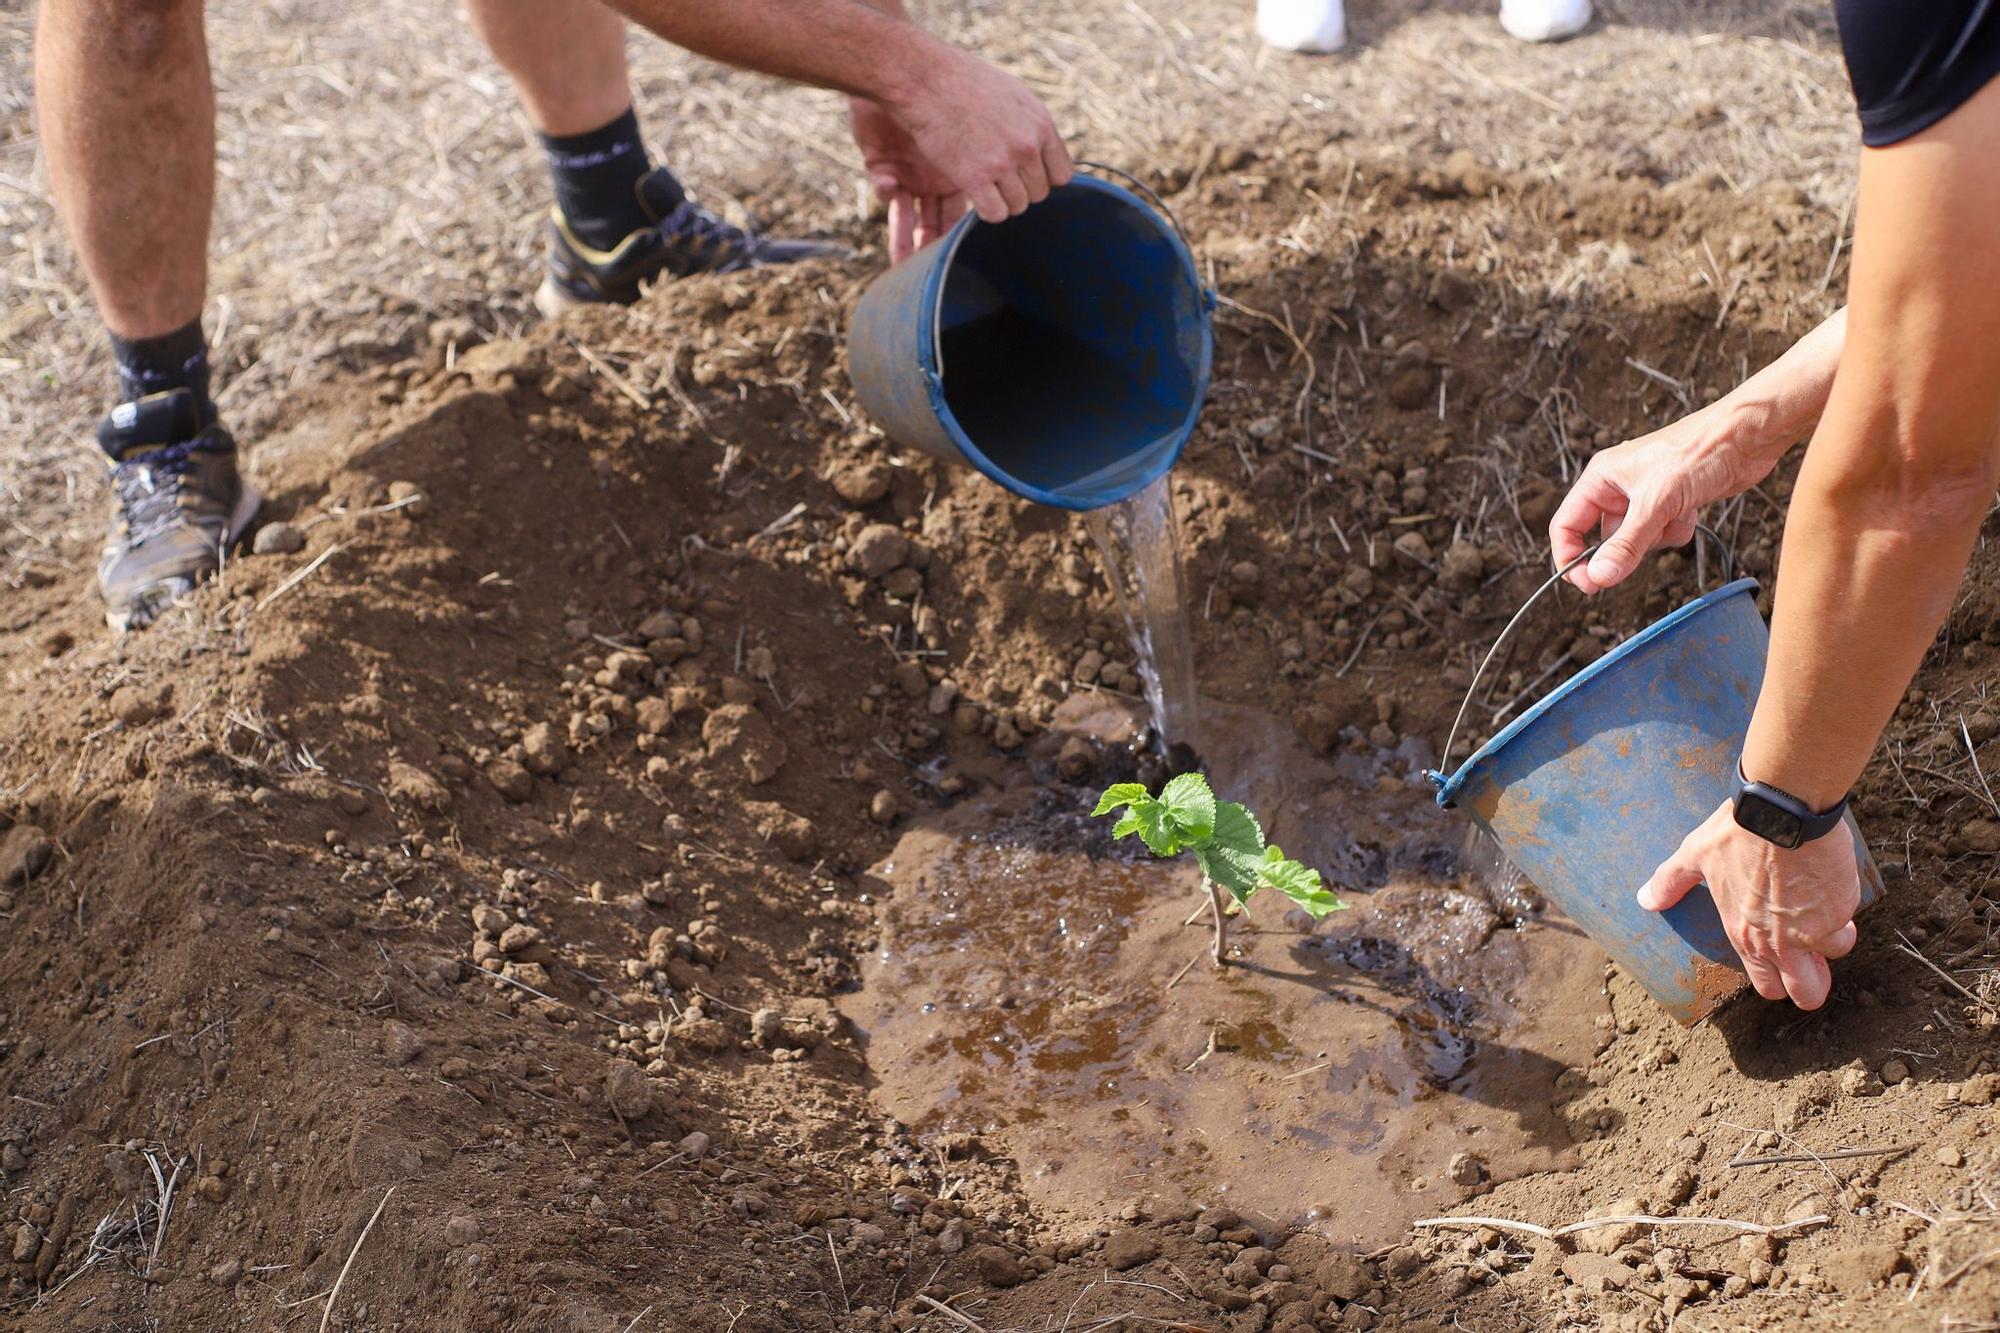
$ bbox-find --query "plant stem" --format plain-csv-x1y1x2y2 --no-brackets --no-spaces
1207,880,1229,968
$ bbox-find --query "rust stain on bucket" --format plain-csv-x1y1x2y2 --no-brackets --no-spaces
1686,958,1749,1025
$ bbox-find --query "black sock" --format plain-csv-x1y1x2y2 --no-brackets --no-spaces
109,318,211,411
540,108,656,252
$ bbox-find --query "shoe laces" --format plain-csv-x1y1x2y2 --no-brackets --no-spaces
654,198,759,270
113,439,204,546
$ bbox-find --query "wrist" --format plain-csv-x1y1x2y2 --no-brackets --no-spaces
865,26,942,115
1703,394,1793,471
1739,736,1852,813
1733,757,1851,850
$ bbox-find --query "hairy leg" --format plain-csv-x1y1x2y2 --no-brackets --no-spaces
36,0,213,340
462,0,635,136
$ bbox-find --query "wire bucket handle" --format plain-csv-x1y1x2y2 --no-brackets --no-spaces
1436,524,1736,774
1074,161,1199,260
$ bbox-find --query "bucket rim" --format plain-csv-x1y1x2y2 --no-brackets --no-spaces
918,175,1213,512
1430,575,1762,808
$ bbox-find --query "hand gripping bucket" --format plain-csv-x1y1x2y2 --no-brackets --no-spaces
1427,542,1884,1024
847,165,1211,511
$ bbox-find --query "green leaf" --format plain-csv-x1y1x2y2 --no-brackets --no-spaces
1189,801,1266,905
1129,799,1181,858
1208,801,1266,858
1158,773,1217,843
1093,783,1150,817
1258,846,1346,917
1089,776,1313,914
1195,845,1262,905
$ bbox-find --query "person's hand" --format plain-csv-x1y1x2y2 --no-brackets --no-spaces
1550,404,1786,593
869,47,1071,241
1637,800,1862,1009
848,95,964,263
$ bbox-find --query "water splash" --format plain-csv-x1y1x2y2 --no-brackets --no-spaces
1085,476,1200,753
1461,824,1542,925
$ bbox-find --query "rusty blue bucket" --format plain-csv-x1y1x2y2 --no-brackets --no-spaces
1428,565,1883,1024
846,167,1210,511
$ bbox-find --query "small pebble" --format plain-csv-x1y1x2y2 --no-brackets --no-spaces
497,923,542,955
848,524,909,578
111,685,166,727
1392,530,1433,566
603,1059,655,1119
750,1008,786,1049
383,1020,424,1067
388,480,429,518
831,460,893,506
252,521,305,555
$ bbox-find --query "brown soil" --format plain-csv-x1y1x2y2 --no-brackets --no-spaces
6,4,2000,1332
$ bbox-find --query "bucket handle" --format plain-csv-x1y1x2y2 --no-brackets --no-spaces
1436,524,1735,774
927,161,1199,386
1075,161,1200,263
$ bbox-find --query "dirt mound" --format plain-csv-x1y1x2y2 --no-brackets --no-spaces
3,144,1998,1333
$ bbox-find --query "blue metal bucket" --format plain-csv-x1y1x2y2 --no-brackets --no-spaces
847,170,1211,511
1429,576,1884,1024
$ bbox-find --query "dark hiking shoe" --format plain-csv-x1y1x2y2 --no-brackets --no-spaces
535,167,848,316
96,388,262,633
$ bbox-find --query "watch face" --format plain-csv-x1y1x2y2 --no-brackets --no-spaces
1735,793,1803,848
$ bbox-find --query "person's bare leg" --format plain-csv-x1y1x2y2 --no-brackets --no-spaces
36,0,212,341
462,0,635,136
37,0,260,634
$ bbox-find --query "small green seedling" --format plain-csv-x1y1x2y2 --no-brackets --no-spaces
1094,773,1345,967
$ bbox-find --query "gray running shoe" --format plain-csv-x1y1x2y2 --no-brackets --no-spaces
96,388,262,632
536,167,849,316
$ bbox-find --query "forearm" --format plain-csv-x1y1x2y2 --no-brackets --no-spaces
1744,90,2000,807
1742,410,1993,807
848,0,910,70
1710,307,1847,465
602,0,932,105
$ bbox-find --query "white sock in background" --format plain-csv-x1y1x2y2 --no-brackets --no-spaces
1498,0,1593,42
1256,0,1347,53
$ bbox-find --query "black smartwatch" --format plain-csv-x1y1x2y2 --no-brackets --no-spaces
1731,762,1850,850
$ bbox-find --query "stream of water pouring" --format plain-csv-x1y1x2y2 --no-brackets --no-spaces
1085,475,1200,753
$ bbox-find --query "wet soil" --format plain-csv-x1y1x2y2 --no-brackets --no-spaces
847,700,1604,1241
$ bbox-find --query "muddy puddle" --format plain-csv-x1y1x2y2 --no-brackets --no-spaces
842,700,1608,1244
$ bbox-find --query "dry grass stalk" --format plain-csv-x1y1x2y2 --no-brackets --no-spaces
1414,1211,1829,1240
318,1184,397,1333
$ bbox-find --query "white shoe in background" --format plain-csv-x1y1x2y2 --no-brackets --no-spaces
1257,0,1347,53
1498,0,1592,41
